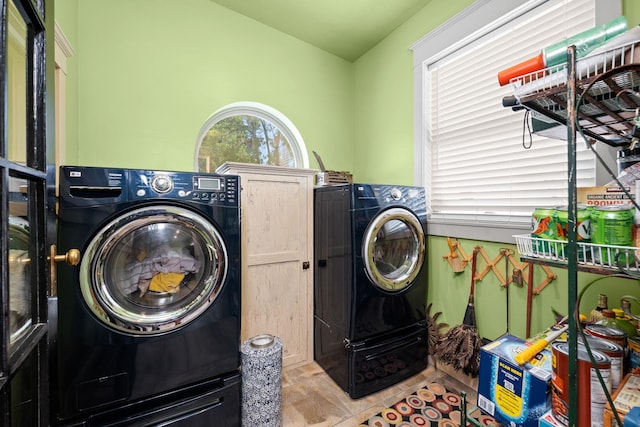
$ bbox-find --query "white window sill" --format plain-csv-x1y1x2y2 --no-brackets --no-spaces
427,219,529,243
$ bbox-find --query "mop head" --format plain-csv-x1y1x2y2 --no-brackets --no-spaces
426,303,448,355
434,324,482,377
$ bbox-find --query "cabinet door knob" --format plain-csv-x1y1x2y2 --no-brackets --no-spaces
302,261,310,270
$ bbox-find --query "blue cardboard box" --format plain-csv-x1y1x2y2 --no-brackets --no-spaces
477,334,553,427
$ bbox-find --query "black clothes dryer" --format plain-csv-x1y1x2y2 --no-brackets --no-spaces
52,166,241,426
314,183,428,399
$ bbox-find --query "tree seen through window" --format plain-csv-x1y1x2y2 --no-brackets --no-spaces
198,114,295,172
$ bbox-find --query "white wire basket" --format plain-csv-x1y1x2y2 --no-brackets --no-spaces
507,35,640,148
510,39,640,100
513,234,640,271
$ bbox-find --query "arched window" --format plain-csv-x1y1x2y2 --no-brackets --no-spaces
195,102,309,172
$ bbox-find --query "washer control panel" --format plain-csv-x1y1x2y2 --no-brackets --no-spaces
192,175,239,205
129,170,239,206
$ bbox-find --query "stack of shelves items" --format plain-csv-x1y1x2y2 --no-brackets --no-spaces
504,29,640,427
507,36,640,274
514,233,640,272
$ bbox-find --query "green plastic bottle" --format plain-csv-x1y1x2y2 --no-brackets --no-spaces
543,16,628,67
613,308,638,337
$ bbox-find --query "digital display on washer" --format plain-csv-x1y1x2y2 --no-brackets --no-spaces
197,177,222,191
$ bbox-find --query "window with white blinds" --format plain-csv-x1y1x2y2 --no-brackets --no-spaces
411,0,621,240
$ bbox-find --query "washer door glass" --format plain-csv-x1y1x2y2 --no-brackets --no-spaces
80,205,227,334
363,208,425,292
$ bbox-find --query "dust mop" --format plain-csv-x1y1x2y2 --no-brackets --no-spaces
435,247,483,377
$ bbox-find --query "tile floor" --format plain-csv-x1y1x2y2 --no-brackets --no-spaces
281,358,479,426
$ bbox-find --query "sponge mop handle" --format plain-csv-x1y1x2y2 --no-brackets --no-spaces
513,325,568,365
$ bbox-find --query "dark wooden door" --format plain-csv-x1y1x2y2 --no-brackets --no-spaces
1,0,56,425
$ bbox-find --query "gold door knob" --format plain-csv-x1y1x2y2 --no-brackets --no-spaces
49,244,81,296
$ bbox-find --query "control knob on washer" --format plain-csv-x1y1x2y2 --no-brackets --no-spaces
151,175,173,194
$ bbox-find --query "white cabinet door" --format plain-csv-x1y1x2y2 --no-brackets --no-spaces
218,163,316,367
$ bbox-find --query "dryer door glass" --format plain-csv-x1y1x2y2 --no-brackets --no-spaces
363,207,425,292
79,205,227,334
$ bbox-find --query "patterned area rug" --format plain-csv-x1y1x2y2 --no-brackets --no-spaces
359,382,499,427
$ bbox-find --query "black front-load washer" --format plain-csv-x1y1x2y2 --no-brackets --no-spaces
52,166,241,425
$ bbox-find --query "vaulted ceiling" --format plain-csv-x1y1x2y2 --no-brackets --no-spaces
209,0,431,62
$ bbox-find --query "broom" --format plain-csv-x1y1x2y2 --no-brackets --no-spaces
435,247,483,377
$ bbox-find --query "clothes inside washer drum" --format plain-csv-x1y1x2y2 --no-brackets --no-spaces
241,334,283,426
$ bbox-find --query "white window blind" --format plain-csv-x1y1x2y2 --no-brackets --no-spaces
423,0,599,229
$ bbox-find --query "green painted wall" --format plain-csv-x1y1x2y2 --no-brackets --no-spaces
624,1,640,25
56,0,355,173
54,0,79,168
353,0,474,185
54,0,640,341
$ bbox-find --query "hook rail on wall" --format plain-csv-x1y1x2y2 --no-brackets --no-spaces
442,238,557,294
